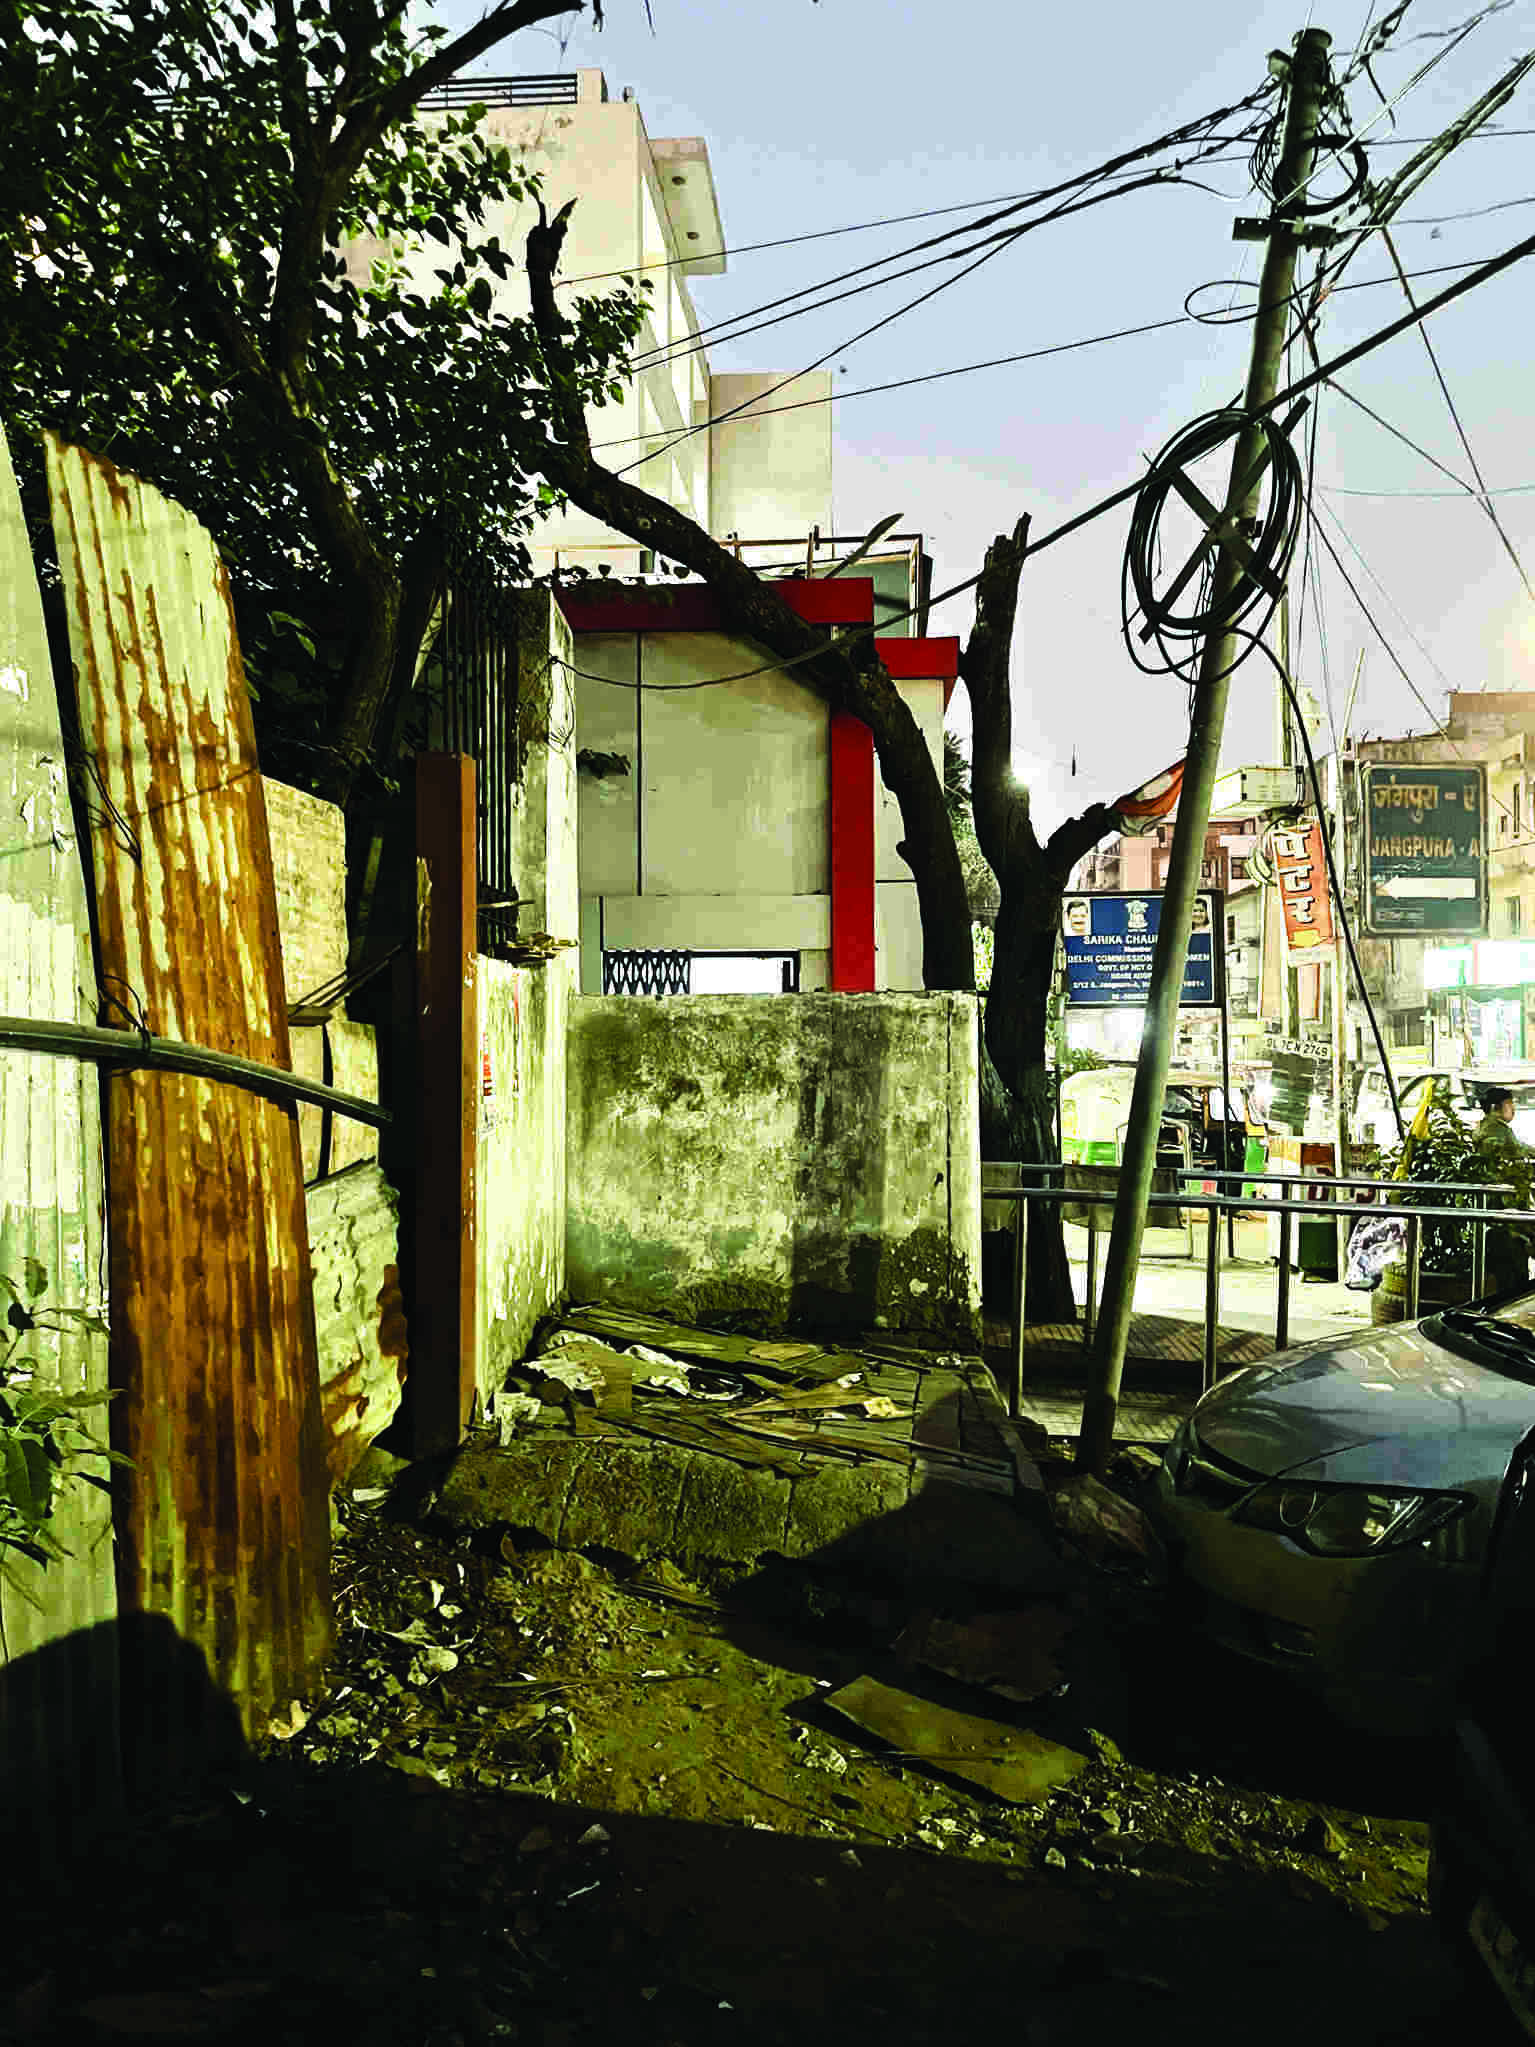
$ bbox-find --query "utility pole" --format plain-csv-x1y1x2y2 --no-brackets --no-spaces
1079,26,1334,1474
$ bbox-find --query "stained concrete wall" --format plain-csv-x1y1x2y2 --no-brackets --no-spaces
478,957,573,1392
262,778,399,1468
306,1163,407,1482
477,593,579,1399
566,992,981,1339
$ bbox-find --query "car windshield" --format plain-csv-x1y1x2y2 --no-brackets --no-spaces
1456,1080,1535,1113
1431,1300,1535,1382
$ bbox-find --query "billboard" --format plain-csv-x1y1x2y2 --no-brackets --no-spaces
1360,763,1487,937
1061,890,1220,1008
1268,820,1334,954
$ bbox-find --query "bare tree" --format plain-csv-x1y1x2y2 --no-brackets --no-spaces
527,207,1118,1316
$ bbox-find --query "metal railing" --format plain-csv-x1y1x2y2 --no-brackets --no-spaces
412,554,525,960
986,1164,1532,1420
418,74,579,110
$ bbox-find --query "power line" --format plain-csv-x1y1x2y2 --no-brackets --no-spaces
1322,478,1535,495
626,153,1242,378
621,94,1271,376
545,133,1535,296
1379,223,1535,600
614,143,1256,479
616,218,1031,479
591,250,1510,458
1325,377,1477,492
553,219,1535,694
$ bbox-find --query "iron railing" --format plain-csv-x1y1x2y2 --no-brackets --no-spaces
603,949,691,996
414,555,524,960
418,74,579,110
986,1163,1532,1420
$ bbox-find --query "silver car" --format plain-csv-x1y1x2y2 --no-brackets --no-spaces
1150,1297,1535,1733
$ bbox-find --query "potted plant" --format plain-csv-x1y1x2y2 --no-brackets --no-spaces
1368,1092,1534,1325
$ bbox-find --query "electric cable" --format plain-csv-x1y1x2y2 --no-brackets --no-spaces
1238,626,1407,1143
1379,223,1535,600
583,249,1515,457
551,218,1535,693
1121,406,1305,686
1323,478,1535,496
618,85,1277,376
615,211,1030,479
625,149,1243,381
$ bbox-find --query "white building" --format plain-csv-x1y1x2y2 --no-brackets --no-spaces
348,68,835,566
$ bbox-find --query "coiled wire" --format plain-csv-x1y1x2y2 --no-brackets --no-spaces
1121,405,1304,688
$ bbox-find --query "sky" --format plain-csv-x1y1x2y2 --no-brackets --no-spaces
435,0,1535,837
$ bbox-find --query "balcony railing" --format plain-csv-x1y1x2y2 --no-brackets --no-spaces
418,74,579,111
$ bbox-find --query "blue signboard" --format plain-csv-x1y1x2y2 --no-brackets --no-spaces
1061,890,1219,1008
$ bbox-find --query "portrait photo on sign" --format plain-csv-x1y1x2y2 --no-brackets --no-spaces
1064,898,1091,937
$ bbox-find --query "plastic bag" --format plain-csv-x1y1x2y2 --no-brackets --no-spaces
1345,1213,1407,1291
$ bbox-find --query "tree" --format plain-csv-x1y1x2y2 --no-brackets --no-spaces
0,0,646,803
525,209,1119,1318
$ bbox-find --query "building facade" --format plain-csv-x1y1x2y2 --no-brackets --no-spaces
560,580,957,995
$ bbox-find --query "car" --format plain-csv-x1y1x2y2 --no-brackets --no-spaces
1353,1064,1535,1154
1148,1290,1535,1734
1429,1417,1535,2038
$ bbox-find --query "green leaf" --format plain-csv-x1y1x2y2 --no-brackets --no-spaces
467,276,493,318
24,1257,47,1300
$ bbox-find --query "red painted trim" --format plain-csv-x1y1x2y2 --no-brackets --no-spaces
874,636,960,679
829,713,876,992
559,577,874,636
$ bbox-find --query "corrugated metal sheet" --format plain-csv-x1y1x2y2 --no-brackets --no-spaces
0,426,120,1827
45,435,332,1752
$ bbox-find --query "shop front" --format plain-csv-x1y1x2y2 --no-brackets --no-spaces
1425,941,1535,1064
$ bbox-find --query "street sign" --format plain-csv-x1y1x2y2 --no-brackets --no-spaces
1061,890,1220,1008
1360,763,1487,936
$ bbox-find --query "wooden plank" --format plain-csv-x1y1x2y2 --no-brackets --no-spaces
46,436,332,1754
410,754,478,1455
0,424,120,1829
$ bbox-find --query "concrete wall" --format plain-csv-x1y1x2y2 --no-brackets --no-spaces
306,1163,407,1482
264,776,347,1011
262,777,400,1468
566,992,981,1339
477,592,580,1397
478,957,573,1388
709,370,834,541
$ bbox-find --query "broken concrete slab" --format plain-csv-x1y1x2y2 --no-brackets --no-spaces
893,1607,1071,1704
556,1442,691,1558
823,1674,1087,1804
438,1436,592,1547
780,1460,911,1562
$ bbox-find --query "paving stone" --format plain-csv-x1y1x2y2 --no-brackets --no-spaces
556,1440,692,1559
437,1436,591,1545
668,1451,795,1567
781,1460,911,1562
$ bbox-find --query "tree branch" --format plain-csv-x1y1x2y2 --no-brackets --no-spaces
1044,803,1118,882
959,518,1042,881
524,206,976,992
331,0,585,181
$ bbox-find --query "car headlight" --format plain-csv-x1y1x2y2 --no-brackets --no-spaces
1232,1482,1468,1557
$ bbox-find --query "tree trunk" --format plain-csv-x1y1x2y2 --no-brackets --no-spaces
984,890,1075,1322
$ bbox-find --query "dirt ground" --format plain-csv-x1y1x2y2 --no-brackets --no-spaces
2,1429,1485,2047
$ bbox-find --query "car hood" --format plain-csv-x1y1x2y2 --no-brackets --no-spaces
1192,1320,1535,1489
